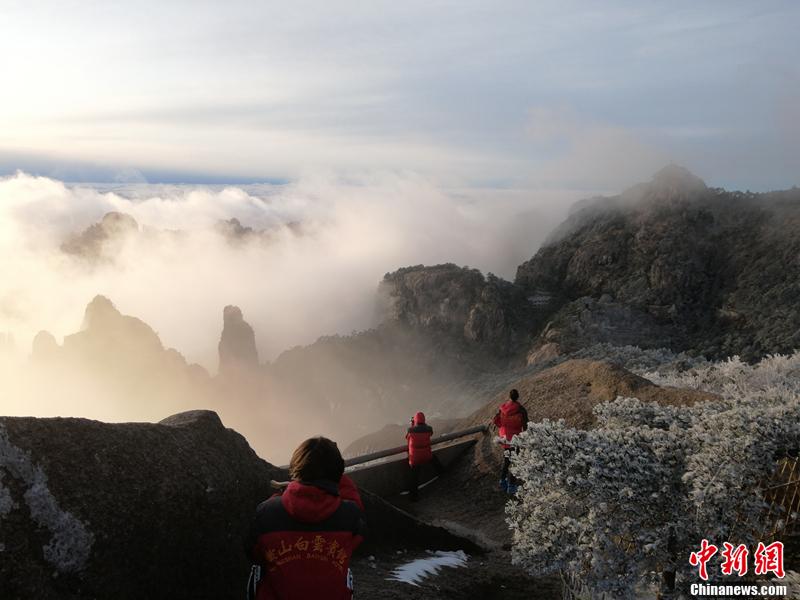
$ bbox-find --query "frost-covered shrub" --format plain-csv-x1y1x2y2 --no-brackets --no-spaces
778,571,800,599
569,343,707,373
507,356,800,598
506,413,687,595
643,352,800,401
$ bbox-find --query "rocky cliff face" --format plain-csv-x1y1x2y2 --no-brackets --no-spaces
378,263,537,357
516,166,800,361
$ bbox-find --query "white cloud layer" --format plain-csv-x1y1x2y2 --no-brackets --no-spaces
0,171,579,368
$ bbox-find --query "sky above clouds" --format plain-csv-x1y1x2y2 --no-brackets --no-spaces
0,0,798,190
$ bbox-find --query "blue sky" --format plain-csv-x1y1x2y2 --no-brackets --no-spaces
0,1,798,190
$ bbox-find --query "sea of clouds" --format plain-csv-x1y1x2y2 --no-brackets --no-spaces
0,171,579,369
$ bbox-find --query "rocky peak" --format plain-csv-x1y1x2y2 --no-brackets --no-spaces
61,211,139,260
218,305,259,375
31,330,60,363
650,164,706,190
377,264,536,356
622,164,707,204
65,295,169,364
214,217,255,242
99,211,139,234
378,264,486,328
80,295,120,331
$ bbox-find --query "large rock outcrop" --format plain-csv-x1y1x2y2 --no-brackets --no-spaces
60,212,139,261
517,166,800,361
0,410,280,599
378,264,537,357
218,305,259,375
66,295,166,362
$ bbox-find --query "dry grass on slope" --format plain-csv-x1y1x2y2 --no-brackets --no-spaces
466,358,718,431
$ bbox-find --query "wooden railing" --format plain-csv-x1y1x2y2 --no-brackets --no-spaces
344,425,488,468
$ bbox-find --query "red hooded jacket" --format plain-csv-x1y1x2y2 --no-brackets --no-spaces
247,475,366,600
406,412,433,466
493,400,528,449
337,474,364,511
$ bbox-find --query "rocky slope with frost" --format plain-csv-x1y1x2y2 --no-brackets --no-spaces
517,165,800,361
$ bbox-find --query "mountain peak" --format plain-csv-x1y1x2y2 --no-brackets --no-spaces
82,295,120,330
616,165,707,205
648,164,707,193
218,305,259,374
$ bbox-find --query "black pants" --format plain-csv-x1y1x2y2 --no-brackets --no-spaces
501,447,518,486
409,455,444,500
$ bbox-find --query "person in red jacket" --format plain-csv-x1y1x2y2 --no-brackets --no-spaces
406,411,443,501
492,389,528,494
246,437,366,600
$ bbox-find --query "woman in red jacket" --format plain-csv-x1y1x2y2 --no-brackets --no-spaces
406,411,443,501
246,437,366,600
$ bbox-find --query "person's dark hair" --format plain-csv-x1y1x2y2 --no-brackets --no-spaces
509,389,520,401
289,436,345,482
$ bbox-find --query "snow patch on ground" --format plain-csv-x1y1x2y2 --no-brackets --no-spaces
386,550,469,586
0,423,94,572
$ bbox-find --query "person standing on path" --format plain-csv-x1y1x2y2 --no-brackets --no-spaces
493,389,528,494
406,411,444,501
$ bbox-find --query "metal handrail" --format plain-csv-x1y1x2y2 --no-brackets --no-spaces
343,424,487,468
